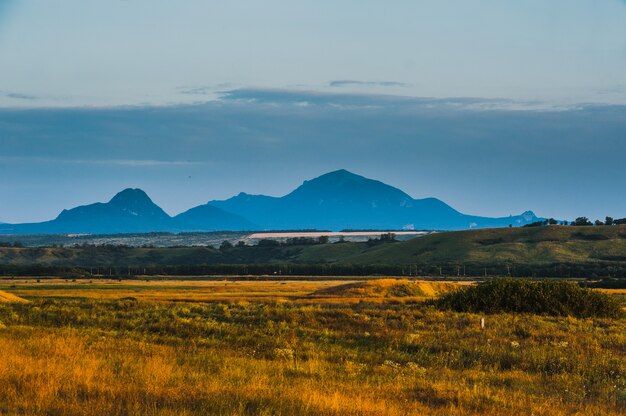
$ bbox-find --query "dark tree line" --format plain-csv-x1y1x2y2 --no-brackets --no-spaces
0,241,24,248
2,261,626,279
525,216,626,228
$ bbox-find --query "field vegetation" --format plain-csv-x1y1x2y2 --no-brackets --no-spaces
310,279,461,300
436,279,624,318
0,278,623,415
0,290,29,303
2,225,626,278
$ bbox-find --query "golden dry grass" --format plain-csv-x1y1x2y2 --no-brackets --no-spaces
0,278,623,415
0,278,344,303
598,289,626,294
0,278,470,304
0,328,435,415
307,279,466,304
311,279,462,299
0,290,29,303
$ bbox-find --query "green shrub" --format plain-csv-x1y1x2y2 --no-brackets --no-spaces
436,279,624,318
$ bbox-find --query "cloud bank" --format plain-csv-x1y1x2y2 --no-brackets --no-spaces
0,89,624,223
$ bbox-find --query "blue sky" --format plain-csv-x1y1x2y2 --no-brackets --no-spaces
0,1,625,223
1,0,625,107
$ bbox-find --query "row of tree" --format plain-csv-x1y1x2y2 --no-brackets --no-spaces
571,216,626,226
220,233,398,251
0,241,24,248
221,236,331,251
2,262,626,278
525,217,626,228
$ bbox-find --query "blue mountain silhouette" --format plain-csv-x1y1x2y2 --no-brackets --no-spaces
209,169,539,230
0,170,540,234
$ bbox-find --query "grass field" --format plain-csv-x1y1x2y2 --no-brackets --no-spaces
0,278,624,415
0,278,465,304
0,278,342,303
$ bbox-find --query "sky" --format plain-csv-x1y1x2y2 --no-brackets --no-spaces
0,1,625,223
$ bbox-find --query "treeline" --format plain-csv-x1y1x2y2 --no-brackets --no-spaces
525,217,626,227
0,242,24,248
2,261,626,278
221,233,396,249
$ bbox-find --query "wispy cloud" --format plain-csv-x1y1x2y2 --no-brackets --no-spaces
0,156,206,167
596,84,626,96
179,87,213,95
177,83,237,96
97,159,206,167
218,88,578,112
329,80,409,88
0,90,40,100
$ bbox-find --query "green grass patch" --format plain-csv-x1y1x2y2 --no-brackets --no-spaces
436,278,624,318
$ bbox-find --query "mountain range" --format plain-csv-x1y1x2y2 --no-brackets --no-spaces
0,170,541,234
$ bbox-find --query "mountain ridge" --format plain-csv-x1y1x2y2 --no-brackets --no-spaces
0,170,541,234
209,169,539,231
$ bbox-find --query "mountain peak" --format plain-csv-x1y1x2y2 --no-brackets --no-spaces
521,210,537,221
109,188,152,205
292,169,408,199
297,169,368,190
311,169,364,182
326,168,355,176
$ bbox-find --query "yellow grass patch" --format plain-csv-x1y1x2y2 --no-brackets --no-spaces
0,278,470,304
0,279,623,415
0,279,346,303
0,290,29,303
310,279,462,300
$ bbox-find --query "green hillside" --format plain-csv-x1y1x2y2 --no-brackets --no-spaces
336,225,626,265
1,225,626,277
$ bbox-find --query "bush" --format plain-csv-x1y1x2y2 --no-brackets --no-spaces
436,279,624,318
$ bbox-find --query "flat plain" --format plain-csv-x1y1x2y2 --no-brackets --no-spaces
0,278,624,415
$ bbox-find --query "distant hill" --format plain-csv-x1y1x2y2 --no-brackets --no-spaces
1,169,542,234
0,189,252,234
172,204,255,231
2,225,626,278
209,169,540,230
0,189,170,234
53,188,171,233
312,224,626,266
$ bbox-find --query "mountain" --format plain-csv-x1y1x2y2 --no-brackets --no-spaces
172,204,255,231
0,170,542,234
209,192,280,227
0,189,171,234
53,188,174,234
209,169,540,230
0,188,252,234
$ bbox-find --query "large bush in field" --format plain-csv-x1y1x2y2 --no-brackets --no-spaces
436,279,623,318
